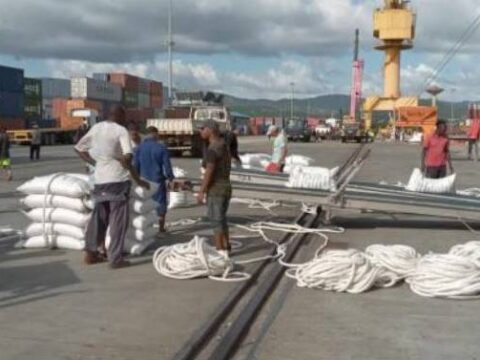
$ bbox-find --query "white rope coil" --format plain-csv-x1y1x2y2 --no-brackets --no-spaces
365,244,421,278
406,253,480,299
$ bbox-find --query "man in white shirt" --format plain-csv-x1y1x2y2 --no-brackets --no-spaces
266,125,288,173
75,105,148,269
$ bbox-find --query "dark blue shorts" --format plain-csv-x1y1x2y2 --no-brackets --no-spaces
152,181,168,216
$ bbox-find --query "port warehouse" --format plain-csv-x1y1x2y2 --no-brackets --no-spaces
0,64,164,144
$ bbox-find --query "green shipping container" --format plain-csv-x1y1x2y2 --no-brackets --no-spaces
123,90,138,108
24,77,42,100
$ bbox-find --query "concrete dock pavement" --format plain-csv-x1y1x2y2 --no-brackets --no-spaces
1,138,480,359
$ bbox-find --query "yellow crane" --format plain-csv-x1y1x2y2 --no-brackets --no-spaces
363,0,419,129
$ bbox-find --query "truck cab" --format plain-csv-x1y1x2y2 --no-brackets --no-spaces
284,118,311,142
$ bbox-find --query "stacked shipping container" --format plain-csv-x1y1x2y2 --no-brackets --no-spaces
24,77,43,127
42,78,71,121
0,65,25,129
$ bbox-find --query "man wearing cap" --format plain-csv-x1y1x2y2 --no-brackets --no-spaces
266,125,288,173
196,119,232,258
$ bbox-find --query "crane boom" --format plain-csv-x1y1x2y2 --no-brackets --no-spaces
350,29,364,121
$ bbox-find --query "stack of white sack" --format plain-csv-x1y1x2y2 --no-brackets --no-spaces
19,173,93,250
121,182,159,255
169,167,195,209
283,155,314,174
405,168,456,194
240,153,272,170
286,166,339,192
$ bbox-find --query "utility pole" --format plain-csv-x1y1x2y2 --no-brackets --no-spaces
290,82,295,120
167,0,174,105
450,88,456,121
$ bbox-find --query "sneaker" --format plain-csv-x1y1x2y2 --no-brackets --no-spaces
83,251,105,265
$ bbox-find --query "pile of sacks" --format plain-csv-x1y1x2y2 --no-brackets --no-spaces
112,183,159,255
169,167,195,210
286,166,339,191
19,173,93,250
239,153,314,174
405,168,456,194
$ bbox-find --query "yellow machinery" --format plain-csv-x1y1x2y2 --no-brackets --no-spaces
364,0,419,129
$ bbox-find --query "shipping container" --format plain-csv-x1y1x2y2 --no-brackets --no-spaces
71,77,122,102
0,65,24,93
138,78,150,94
59,116,84,130
138,93,150,108
41,78,71,99
108,73,139,92
150,94,163,108
149,81,163,96
0,117,25,130
25,118,57,129
123,90,138,108
42,99,54,119
24,78,42,99
0,91,24,117
25,102,42,117
52,98,69,120
93,73,109,82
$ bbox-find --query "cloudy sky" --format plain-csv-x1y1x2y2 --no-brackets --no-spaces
0,0,479,100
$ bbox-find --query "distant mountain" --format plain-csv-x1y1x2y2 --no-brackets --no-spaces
224,94,473,122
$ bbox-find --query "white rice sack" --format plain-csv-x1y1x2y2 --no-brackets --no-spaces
240,153,272,170
128,227,157,242
131,199,157,214
129,239,156,256
26,222,85,240
17,174,90,198
169,191,195,209
173,167,187,178
22,236,85,250
132,211,158,230
286,166,337,191
285,155,314,167
25,208,91,228
133,181,158,200
405,168,456,194
23,194,91,213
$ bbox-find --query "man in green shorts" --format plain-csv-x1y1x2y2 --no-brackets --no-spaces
0,125,12,181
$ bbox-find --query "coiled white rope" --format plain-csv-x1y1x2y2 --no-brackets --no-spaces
230,198,280,213
406,253,480,299
286,249,400,293
365,244,421,279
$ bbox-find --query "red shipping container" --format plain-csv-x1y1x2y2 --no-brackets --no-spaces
59,116,84,130
150,95,163,108
108,73,139,92
0,117,25,130
149,81,163,96
52,98,68,120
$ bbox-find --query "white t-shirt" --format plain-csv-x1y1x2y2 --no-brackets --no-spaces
75,121,132,185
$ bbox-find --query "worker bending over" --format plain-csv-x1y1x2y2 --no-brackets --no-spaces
75,105,149,269
266,125,288,173
197,120,232,258
134,126,175,236
422,120,453,179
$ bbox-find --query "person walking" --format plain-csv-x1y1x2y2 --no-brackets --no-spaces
75,105,149,269
422,120,454,179
134,126,175,236
0,125,12,181
467,117,480,161
266,125,288,173
30,124,41,161
196,120,232,258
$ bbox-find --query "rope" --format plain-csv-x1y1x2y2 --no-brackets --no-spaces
230,198,280,214
365,244,420,279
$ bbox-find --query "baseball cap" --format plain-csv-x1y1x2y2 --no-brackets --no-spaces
266,125,278,136
198,119,219,131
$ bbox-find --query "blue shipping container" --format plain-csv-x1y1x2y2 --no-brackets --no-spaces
26,118,56,129
0,65,24,93
0,91,24,117
93,73,109,82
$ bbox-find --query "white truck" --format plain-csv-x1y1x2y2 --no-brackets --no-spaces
147,105,231,157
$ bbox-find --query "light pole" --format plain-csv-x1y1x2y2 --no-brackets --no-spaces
167,0,175,105
290,82,295,120
450,88,456,121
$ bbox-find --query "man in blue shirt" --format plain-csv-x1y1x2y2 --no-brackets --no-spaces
134,126,175,235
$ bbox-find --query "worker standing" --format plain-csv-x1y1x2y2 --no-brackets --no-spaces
75,105,149,269
30,124,41,161
202,128,242,169
467,118,480,161
134,126,175,236
197,120,232,258
0,125,12,181
422,120,454,179
266,125,288,173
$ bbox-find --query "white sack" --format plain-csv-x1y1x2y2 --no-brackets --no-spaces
286,166,338,191
17,174,90,198
132,211,158,230
131,199,157,214
169,191,195,209
26,222,85,240
405,168,456,194
23,194,91,213
240,153,272,170
25,208,91,228
133,181,159,200
23,236,85,250
173,167,188,178
285,155,314,166
129,227,157,242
